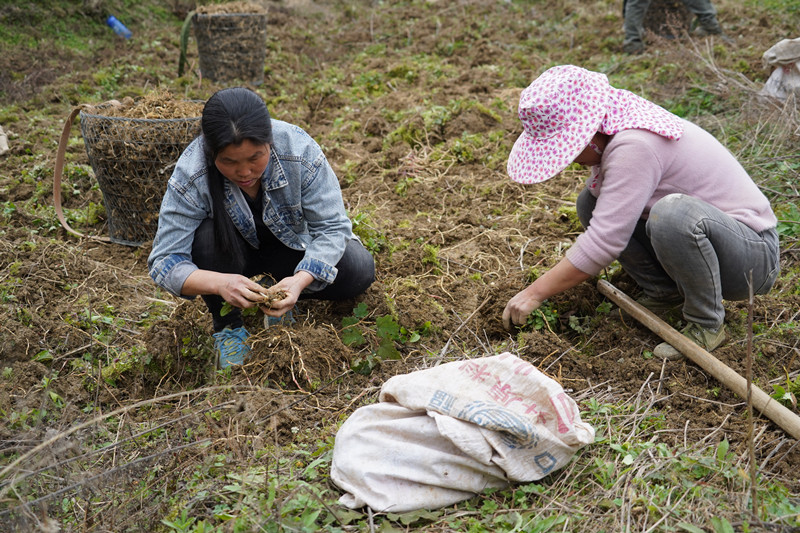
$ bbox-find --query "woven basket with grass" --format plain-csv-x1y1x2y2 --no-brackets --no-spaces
78,103,202,246
192,11,268,85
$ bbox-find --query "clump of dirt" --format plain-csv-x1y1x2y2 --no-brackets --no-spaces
246,324,354,389
143,299,214,380
250,274,288,306
642,0,692,38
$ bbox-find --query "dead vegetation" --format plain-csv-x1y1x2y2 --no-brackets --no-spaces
1,0,799,530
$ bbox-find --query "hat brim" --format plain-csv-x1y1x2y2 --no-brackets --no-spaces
507,113,603,185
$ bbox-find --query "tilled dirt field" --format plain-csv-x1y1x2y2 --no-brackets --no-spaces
1,0,799,529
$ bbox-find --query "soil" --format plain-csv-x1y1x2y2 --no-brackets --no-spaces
1,0,799,527
642,0,692,37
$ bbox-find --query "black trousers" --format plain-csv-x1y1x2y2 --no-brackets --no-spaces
191,218,375,331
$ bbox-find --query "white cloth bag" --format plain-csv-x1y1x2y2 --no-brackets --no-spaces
331,352,595,512
761,37,800,100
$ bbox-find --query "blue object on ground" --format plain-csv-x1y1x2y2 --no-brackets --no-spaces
106,15,132,39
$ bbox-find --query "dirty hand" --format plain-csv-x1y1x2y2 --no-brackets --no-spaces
217,273,273,309
502,289,543,330
260,271,314,317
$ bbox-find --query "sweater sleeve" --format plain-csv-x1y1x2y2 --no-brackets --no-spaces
565,122,777,276
565,133,663,275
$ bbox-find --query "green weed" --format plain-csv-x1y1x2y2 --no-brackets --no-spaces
342,302,427,375
350,210,391,255
101,346,152,386
771,373,800,410
1,201,17,223
422,243,442,274
524,302,559,332
775,202,800,239
557,204,583,233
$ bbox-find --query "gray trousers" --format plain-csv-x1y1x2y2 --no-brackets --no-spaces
623,0,721,45
577,189,780,330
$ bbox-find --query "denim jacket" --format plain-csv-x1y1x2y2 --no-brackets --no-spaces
148,119,353,298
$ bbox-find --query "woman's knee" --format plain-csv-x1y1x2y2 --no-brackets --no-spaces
342,240,376,295
647,194,704,241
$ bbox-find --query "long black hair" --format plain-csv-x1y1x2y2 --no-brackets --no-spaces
201,87,273,264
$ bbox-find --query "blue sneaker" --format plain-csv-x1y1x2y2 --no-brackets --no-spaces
264,309,296,329
212,326,250,369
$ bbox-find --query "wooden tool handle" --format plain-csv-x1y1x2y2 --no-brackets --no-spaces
597,279,800,440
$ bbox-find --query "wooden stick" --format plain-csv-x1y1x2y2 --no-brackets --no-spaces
597,279,800,440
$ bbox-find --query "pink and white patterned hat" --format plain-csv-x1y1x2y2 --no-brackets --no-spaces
507,65,684,184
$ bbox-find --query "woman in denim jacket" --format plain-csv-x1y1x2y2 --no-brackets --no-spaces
148,87,375,368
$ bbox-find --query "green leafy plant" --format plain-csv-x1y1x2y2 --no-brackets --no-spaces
421,104,451,137
771,373,800,409
101,346,151,386
596,301,613,314
524,302,559,332
351,211,390,254
1,200,17,222
220,301,259,318
422,243,442,274
161,508,197,532
342,302,425,374
32,350,53,363
775,202,800,239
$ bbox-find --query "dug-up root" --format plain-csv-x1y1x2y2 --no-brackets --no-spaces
251,288,287,307
249,274,287,307
243,325,348,392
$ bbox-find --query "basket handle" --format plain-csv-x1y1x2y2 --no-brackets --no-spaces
53,105,112,243
178,11,195,77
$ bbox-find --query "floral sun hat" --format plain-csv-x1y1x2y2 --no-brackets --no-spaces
507,65,684,184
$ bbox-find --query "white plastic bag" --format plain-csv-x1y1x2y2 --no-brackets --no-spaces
330,352,595,512
761,37,800,100
0,126,9,156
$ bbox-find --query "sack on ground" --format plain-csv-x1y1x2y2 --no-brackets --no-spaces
761,37,800,100
330,352,595,512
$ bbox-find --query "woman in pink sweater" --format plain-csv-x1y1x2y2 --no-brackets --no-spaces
503,65,780,359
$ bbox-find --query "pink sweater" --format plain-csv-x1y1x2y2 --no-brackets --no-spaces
566,120,777,276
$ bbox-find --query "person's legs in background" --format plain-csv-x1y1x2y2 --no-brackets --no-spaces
622,0,651,54
682,0,723,35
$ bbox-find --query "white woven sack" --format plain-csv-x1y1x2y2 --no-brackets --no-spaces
761,37,800,100
331,352,595,512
